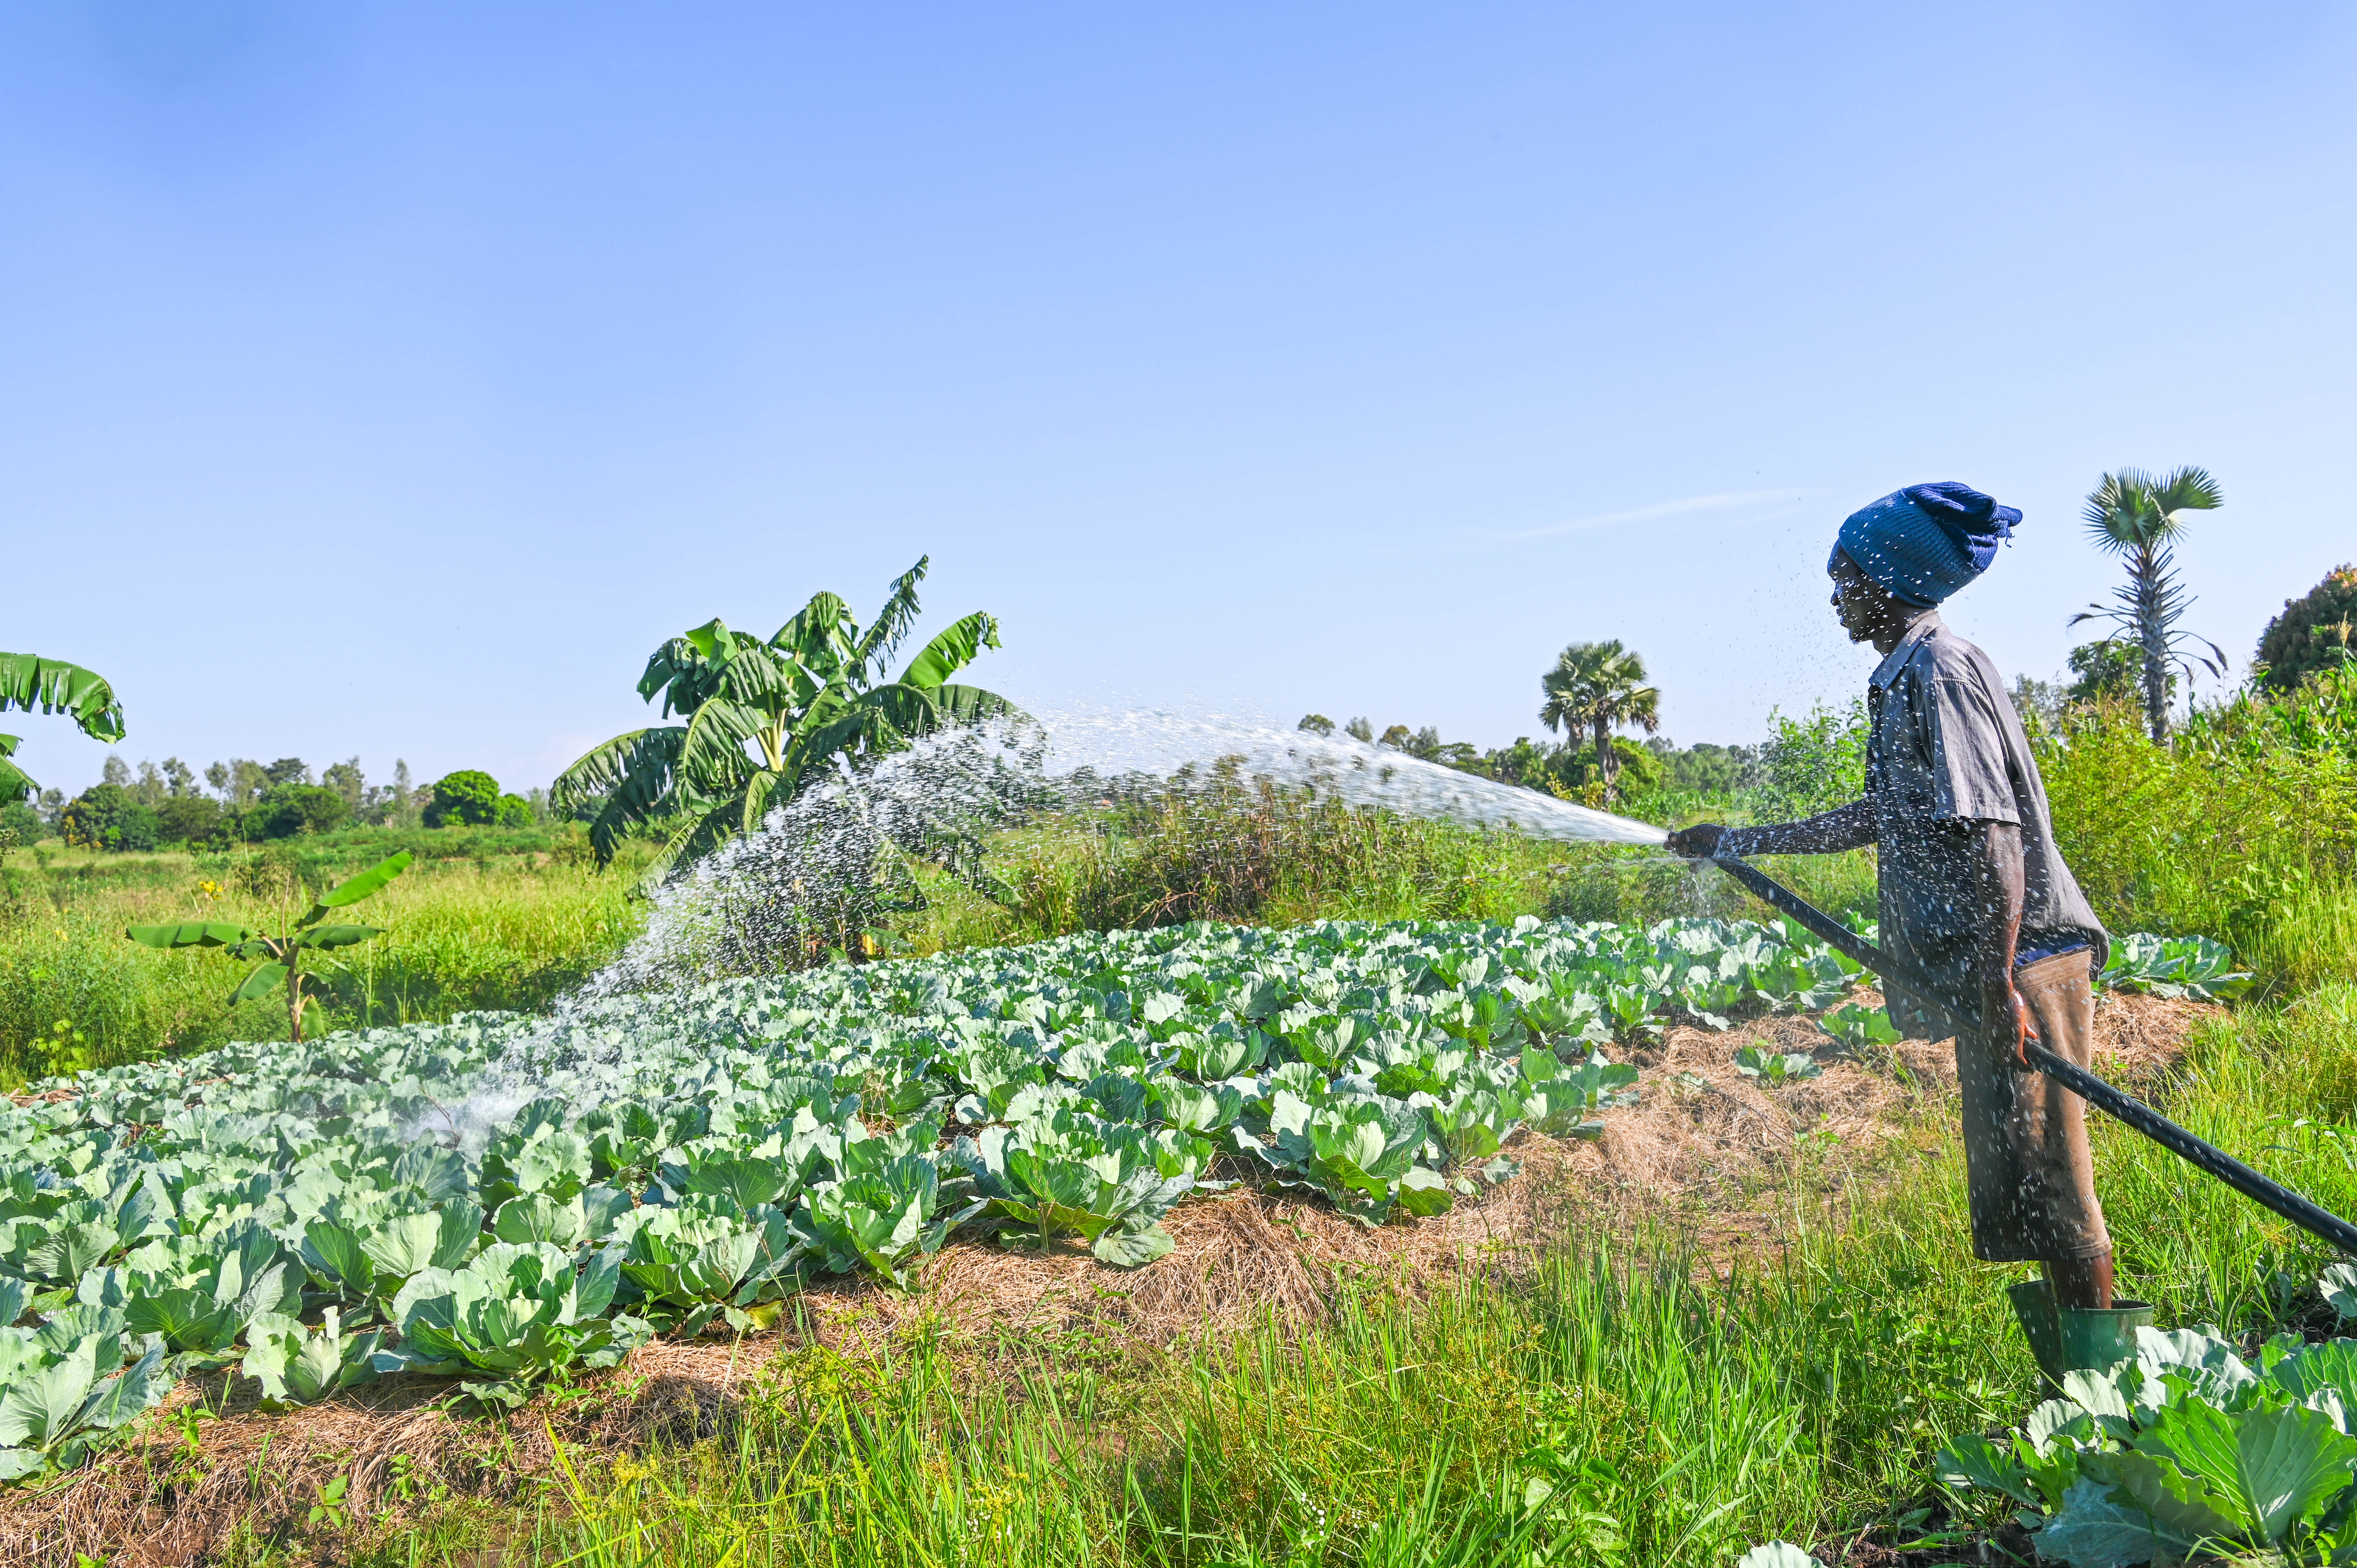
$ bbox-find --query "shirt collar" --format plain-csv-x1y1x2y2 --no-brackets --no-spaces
1868,610,1943,690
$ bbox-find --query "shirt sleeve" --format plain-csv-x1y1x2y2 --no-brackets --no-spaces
1924,669,2022,825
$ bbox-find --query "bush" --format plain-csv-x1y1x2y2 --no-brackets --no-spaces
247,783,350,841
1557,737,1662,797
154,795,230,848
2039,673,2357,971
2258,563,2357,692
1647,740,1758,797
426,770,504,828
58,784,160,853
495,792,532,828
2066,638,2173,707
1751,700,1866,821
998,766,1558,938
0,800,43,848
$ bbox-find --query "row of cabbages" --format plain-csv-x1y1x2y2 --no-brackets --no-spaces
1744,1278,2357,1568
0,913,2224,1478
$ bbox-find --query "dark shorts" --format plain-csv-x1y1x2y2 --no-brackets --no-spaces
1954,950,2111,1263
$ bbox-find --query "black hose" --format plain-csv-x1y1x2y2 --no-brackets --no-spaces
1707,848,2357,1258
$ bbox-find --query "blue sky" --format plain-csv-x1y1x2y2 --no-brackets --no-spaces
5,2,2353,797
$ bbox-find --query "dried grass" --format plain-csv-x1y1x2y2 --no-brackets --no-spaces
0,993,2215,1566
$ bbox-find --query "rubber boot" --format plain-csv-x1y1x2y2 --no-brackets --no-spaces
2058,1300,2155,1378
2008,1279,2065,1388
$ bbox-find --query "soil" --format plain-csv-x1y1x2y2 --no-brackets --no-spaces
0,990,2219,1566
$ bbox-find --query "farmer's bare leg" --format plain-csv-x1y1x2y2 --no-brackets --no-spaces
2046,1252,2113,1310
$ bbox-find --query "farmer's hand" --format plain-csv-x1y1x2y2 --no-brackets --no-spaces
1666,823,1726,858
1984,978,2033,1070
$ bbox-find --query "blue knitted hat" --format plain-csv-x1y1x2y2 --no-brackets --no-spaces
1830,482,2021,607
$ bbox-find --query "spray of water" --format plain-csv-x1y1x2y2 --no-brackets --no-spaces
431,709,1675,1137
1041,708,1669,846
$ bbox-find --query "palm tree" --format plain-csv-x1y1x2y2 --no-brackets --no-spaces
1,653,125,803
554,558,1021,872
1538,641,1659,802
2070,467,2226,740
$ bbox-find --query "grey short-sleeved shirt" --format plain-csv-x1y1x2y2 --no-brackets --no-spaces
1868,613,2108,1037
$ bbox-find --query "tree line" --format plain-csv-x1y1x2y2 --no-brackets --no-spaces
2,754,549,855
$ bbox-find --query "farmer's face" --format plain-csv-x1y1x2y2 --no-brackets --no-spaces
1828,557,1893,645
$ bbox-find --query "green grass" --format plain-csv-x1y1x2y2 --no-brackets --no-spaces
362,1211,2015,1568
0,830,654,1087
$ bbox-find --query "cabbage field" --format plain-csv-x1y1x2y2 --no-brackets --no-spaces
0,912,2240,1481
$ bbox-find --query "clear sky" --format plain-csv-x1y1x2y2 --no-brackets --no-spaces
5,2,2352,798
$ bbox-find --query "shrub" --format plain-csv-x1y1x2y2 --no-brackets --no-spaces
426,770,504,828
1002,765,1548,935
247,783,350,841
1751,700,1866,822
495,792,532,828
2039,676,2357,969
2065,638,2166,706
154,795,230,847
0,800,42,847
2257,563,2357,692
1646,739,1758,797
59,784,161,853
1557,738,1663,798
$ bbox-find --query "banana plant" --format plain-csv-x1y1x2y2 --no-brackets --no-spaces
552,557,1025,872
0,652,125,803
125,850,411,1043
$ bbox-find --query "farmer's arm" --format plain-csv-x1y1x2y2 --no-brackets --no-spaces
1970,819,2032,1067
1665,799,1876,859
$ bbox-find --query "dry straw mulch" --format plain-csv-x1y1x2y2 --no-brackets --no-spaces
3,991,2216,1566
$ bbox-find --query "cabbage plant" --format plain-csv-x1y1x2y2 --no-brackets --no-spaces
1816,1002,1901,1056
1,1182,159,1298
0,901,2216,1444
108,1220,305,1365
1733,1046,1822,1084
1266,1094,1452,1223
1936,1296,2357,1564
300,1198,484,1315
2099,934,2253,1001
0,1303,170,1481
958,1116,1192,1265
794,1159,978,1286
240,1307,381,1409
386,1243,648,1410
616,1197,804,1332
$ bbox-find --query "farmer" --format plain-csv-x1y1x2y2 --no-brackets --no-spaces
1666,482,2145,1379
